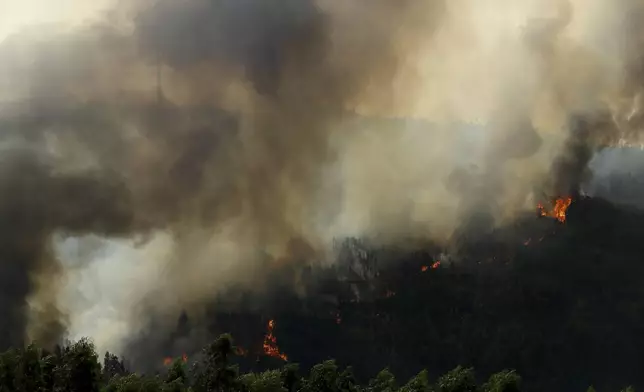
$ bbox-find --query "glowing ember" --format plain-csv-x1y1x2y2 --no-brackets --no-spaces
263,319,288,361
182,354,188,363
235,347,248,356
537,197,572,223
422,261,440,271
163,357,172,366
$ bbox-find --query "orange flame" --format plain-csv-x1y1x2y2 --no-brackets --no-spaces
163,357,172,366
263,319,288,361
235,347,248,356
537,197,572,223
422,261,441,272
182,354,188,363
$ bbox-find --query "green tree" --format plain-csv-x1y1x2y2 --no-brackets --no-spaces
366,369,396,392
192,334,239,392
281,363,300,392
240,370,286,392
0,348,19,391
481,370,521,392
399,370,430,392
337,366,360,392
54,338,102,392
166,358,187,385
104,352,128,382
103,373,163,392
299,360,340,392
436,366,477,392
14,344,44,392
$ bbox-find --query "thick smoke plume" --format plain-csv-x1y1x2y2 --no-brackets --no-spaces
0,0,643,360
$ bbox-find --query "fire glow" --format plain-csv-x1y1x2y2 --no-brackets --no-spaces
163,354,188,366
537,197,572,223
421,261,441,272
263,319,288,361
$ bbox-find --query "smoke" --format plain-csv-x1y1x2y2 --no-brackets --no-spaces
0,0,643,360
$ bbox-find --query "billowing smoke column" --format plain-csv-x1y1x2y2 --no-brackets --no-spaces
0,0,644,362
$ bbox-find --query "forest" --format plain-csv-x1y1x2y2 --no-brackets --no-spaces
0,333,633,392
1,194,642,392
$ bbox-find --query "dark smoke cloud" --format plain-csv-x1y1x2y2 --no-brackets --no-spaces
0,0,446,351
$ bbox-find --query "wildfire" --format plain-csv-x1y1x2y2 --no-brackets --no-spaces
163,354,188,366
537,197,572,223
422,261,441,271
235,346,248,356
263,319,288,361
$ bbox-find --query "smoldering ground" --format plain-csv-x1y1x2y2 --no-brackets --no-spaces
1,0,644,363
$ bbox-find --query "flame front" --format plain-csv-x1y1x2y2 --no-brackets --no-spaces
537,197,572,223
263,319,288,361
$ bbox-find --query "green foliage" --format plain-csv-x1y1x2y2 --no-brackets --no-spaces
436,366,476,392
481,370,521,392
239,370,287,392
0,333,628,392
367,369,396,392
281,363,300,392
586,386,597,392
192,334,240,392
102,373,164,392
337,367,360,392
54,338,102,392
300,360,340,392
399,370,430,392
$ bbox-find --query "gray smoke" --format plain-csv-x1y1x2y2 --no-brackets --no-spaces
0,0,644,360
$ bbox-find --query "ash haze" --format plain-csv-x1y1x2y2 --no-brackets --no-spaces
0,0,643,359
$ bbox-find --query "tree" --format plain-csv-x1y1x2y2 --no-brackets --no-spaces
436,366,477,392
0,348,19,391
281,363,300,392
367,369,396,392
337,366,360,392
299,360,340,392
192,334,239,392
103,373,164,392
54,338,102,392
399,370,430,392
14,344,44,392
482,370,521,392
239,370,286,392
104,352,128,382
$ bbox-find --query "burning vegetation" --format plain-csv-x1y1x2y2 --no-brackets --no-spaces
537,197,573,223
262,320,288,361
